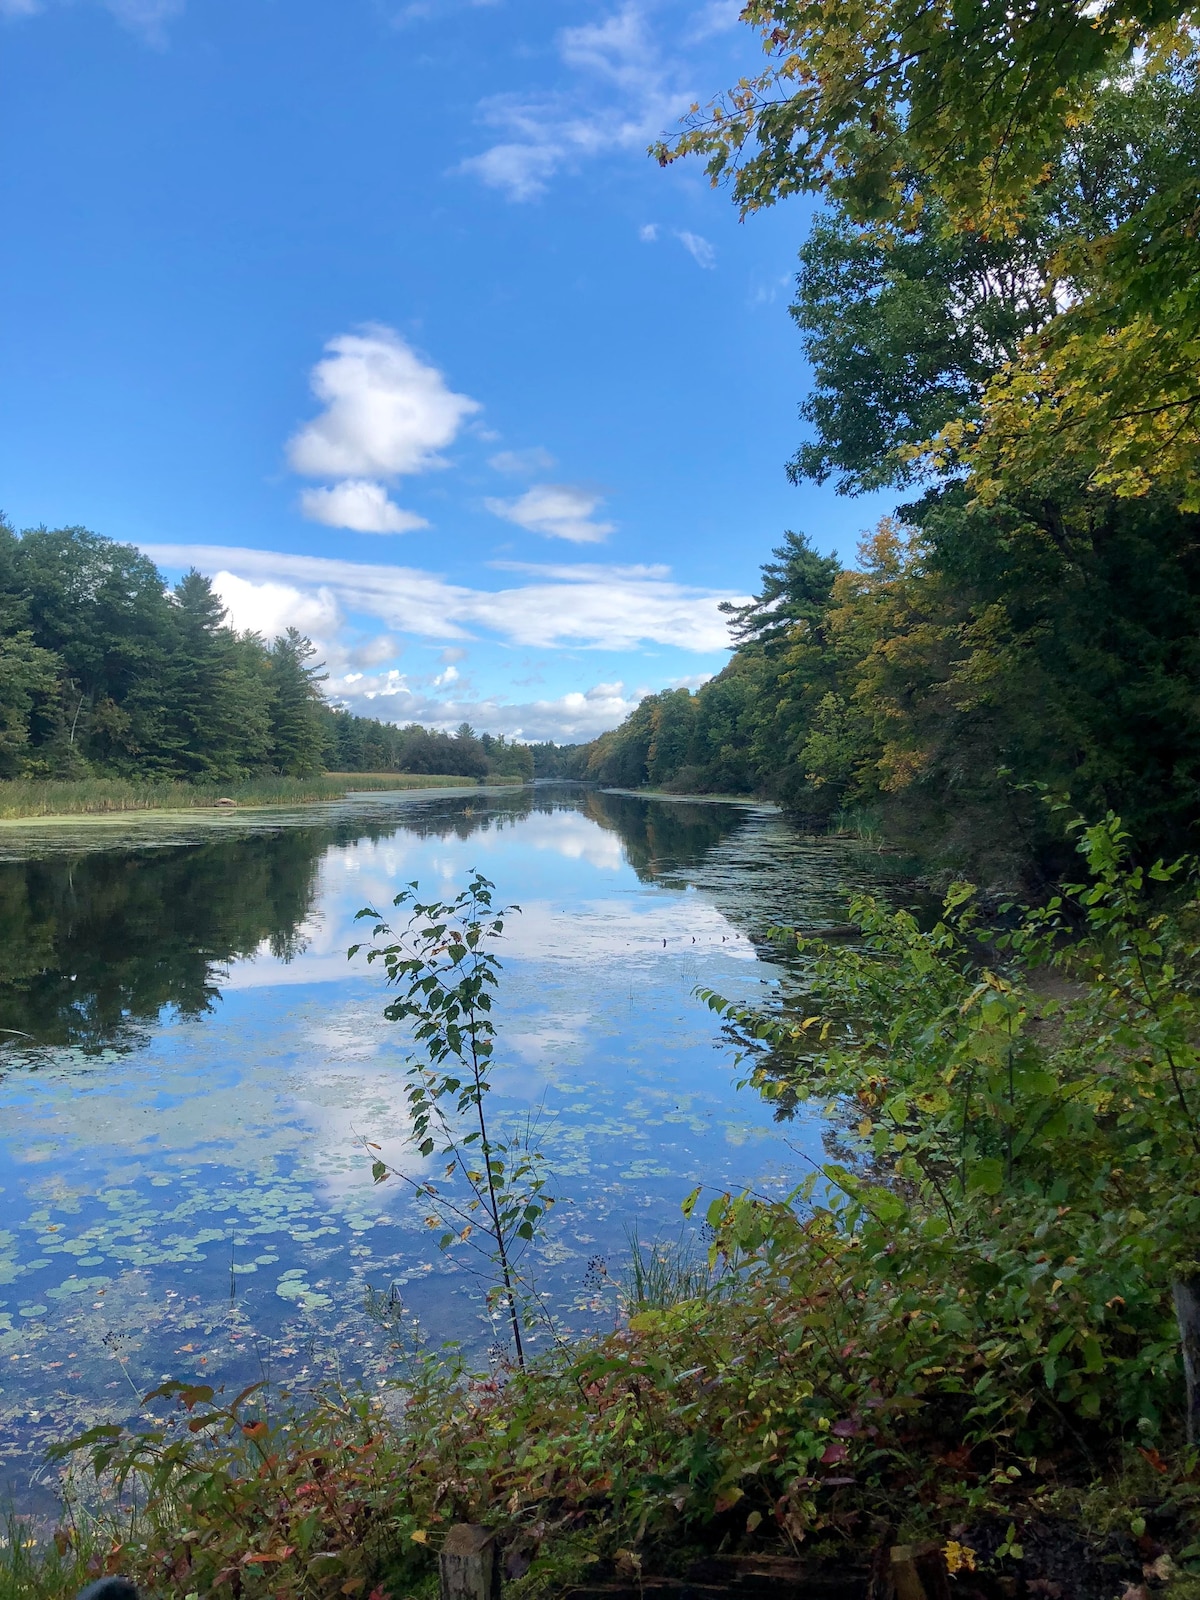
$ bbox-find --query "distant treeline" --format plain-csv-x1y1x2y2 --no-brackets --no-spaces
0,521,532,784
542,508,1200,882
321,707,532,780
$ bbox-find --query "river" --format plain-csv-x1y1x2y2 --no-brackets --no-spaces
0,783,908,1510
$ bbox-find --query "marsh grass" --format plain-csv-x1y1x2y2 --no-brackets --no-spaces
0,1512,99,1600
623,1225,726,1311
0,772,481,819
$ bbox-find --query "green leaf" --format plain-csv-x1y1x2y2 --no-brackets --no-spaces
967,1157,1004,1195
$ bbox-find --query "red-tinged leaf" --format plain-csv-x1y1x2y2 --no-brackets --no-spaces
1138,1446,1168,1473
242,1546,296,1565
820,1441,850,1465
242,1420,269,1439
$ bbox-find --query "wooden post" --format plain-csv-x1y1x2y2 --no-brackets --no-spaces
889,1543,950,1600
440,1524,500,1600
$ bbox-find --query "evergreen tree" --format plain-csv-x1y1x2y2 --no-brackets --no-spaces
267,628,329,776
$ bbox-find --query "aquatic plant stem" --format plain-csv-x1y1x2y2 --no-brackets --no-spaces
468,1021,525,1370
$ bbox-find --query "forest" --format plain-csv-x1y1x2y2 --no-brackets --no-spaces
545,52,1200,886
0,519,532,787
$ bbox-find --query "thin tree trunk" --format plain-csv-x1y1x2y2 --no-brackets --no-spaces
1173,1276,1200,1444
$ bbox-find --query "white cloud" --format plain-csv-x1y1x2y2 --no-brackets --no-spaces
141,544,742,653
676,230,716,269
349,634,401,668
488,446,557,475
461,3,693,201
288,326,480,480
639,223,659,242
212,573,342,645
464,143,563,203
331,674,651,743
485,483,614,544
299,479,428,534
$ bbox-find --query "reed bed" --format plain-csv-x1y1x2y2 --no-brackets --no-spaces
0,772,481,819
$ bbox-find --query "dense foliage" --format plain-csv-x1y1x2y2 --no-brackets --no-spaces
577,55,1200,885
0,520,532,785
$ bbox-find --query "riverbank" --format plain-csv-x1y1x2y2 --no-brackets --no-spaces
0,772,499,820
4,1240,1181,1600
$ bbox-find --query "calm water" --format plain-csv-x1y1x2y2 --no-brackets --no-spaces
0,783,904,1509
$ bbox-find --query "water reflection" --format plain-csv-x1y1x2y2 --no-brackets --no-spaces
0,788,750,1055
0,784,912,1512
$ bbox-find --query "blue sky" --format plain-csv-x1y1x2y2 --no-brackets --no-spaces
0,0,890,742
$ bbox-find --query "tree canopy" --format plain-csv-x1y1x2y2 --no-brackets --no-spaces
0,520,532,786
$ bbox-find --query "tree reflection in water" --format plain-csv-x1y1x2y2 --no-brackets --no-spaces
0,787,750,1056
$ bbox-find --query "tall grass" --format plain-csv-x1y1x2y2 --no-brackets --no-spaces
0,1514,98,1600
828,802,884,842
623,1225,725,1310
0,772,482,820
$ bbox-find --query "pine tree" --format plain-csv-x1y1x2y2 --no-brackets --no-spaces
267,629,328,776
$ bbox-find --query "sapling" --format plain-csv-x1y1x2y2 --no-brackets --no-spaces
350,872,553,1367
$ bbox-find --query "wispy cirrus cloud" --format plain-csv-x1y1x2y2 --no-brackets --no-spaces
488,446,557,475
1,0,183,41
140,544,742,653
106,0,183,42
485,483,615,543
676,229,716,268
640,222,717,268
288,326,480,534
460,3,694,201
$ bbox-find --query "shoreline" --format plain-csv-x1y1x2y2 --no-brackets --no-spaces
0,773,526,826
598,784,781,809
